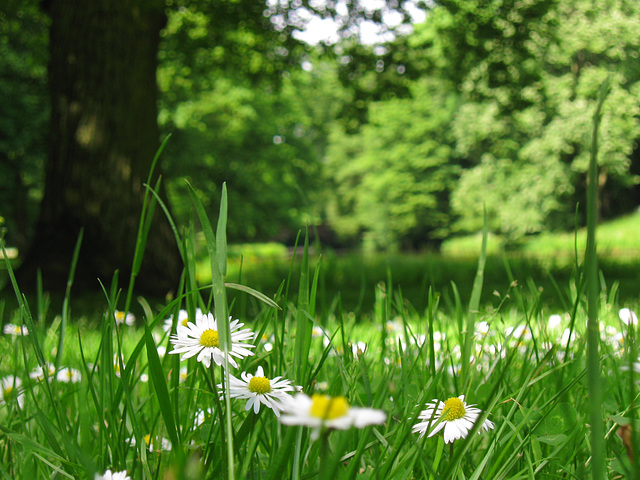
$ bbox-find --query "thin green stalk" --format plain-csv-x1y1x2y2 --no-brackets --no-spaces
123,135,171,315
188,182,234,480
462,205,487,385
586,78,610,480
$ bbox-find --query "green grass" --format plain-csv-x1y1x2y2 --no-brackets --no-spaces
443,210,640,260
1,197,639,478
0,252,638,479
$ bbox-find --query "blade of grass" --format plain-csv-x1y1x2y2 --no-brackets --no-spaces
585,78,610,480
56,229,83,371
142,305,181,457
186,181,235,480
462,205,488,384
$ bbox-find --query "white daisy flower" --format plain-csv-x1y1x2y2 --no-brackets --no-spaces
113,354,125,378
280,393,386,439
95,470,131,480
57,367,82,384
548,314,563,330
620,308,638,326
126,434,171,452
169,313,255,368
30,363,56,382
194,407,215,428
219,366,297,417
163,308,204,333
3,323,28,336
474,321,490,338
0,375,24,409
412,395,494,444
351,341,367,359
114,310,135,326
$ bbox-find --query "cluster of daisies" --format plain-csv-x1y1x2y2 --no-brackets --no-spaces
0,365,82,411
166,309,495,444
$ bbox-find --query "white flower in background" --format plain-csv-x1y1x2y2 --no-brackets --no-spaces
3,323,28,336
127,434,171,452
385,320,403,334
156,345,167,358
114,310,135,326
474,321,490,338
312,325,328,339
163,308,204,333
179,366,188,383
351,341,367,358
560,328,576,348
620,308,638,326
113,355,125,378
57,367,81,384
220,366,297,417
280,393,386,439
169,313,255,368
260,333,275,352
29,363,56,382
140,373,149,383
412,395,494,443
194,407,215,428
315,381,328,392
95,470,131,480
505,325,532,341
548,314,563,330
0,375,24,409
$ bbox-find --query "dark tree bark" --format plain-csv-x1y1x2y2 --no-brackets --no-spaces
17,0,181,296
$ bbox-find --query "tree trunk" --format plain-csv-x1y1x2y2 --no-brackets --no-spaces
17,0,181,296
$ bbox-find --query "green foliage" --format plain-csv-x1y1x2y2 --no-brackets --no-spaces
0,0,48,249
157,5,348,242
442,0,640,239
326,78,460,250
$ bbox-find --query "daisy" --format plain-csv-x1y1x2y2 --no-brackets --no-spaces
163,308,204,333
194,407,215,428
412,395,494,444
220,366,297,417
0,375,24,409
95,470,131,480
29,363,56,382
169,313,255,368
114,310,135,326
548,314,563,330
620,308,638,326
113,354,125,378
57,367,82,383
280,393,386,439
126,434,172,452
3,323,28,336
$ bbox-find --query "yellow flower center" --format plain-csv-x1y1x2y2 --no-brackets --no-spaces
200,329,219,348
248,376,271,394
144,434,151,446
181,317,189,327
309,394,349,420
115,312,125,321
442,397,466,421
3,386,14,400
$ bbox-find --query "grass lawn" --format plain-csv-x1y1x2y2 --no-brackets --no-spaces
0,210,639,478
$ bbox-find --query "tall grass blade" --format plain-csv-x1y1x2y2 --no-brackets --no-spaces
586,78,610,480
462,205,488,383
216,183,228,277
123,135,171,313
186,181,234,480
56,229,83,370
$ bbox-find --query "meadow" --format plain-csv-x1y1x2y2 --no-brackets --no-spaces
0,182,639,480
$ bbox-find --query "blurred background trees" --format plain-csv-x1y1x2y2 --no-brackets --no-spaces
1,0,640,292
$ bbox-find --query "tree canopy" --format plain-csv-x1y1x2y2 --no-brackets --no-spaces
2,0,640,285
